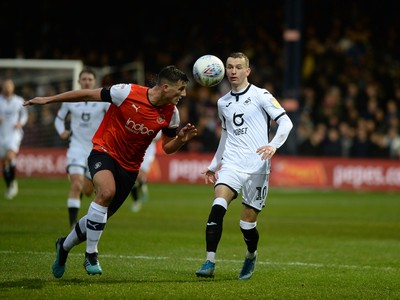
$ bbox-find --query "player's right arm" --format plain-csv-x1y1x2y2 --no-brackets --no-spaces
23,88,103,106
54,103,71,139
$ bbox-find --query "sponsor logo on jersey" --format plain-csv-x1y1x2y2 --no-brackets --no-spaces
233,113,244,126
233,112,247,136
125,118,155,135
81,113,90,121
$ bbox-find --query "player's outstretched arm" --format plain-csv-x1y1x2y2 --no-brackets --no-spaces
23,88,103,106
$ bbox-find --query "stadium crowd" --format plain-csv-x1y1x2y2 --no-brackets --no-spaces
1,1,399,159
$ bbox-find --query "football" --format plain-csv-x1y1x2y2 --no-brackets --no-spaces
193,55,225,87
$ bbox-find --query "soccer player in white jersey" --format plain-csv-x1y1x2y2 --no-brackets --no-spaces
195,52,293,280
54,69,110,228
130,131,161,212
0,79,28,199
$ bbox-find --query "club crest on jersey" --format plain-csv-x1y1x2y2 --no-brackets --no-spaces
157,114,165,124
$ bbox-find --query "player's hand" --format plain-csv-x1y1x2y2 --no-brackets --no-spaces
256,145,276,160
23,97,48,106
201,169,217,184
60,130,72,140
178,123,197,143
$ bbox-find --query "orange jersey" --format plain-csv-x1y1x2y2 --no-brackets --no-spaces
92,83,179,172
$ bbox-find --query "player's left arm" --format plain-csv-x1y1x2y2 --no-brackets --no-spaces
161,123,197,154
23,89,103,106
256,92,293,160
257,113,293,160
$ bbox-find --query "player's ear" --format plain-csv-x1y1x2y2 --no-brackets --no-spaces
162,83,171,92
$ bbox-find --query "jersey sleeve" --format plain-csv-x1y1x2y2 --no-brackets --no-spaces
54,103,69,135
208,127,227,172
109,84,132,106
259,89,294,149
260,89,287,120
168,106,180,128
19,98,28,127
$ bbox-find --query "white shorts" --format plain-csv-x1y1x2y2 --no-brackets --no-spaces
66,147,91,179
216,167,270,211
0,129,23,157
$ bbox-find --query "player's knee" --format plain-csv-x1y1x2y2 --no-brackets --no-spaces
71,180,84,194
82,183,94,197
94,188,115,205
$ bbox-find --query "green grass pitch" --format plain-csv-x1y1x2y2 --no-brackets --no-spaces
0,178,399,299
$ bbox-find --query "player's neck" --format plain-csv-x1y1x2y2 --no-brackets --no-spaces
232,82,250,93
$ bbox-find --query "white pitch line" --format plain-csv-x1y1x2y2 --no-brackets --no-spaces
0,250,397,271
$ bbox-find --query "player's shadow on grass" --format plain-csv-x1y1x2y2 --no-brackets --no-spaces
56,277,234,284
0,279,45,290
0,276,234,290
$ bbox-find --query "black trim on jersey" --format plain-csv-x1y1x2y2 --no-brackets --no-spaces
221,115,227,130
162,127,178,138
56,114,67,122
274,112,287,122
230,84,252,101
100,87,112,103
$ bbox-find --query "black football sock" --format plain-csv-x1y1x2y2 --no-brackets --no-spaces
205,204,227,252
131,185,138,201
69,207,79,228
2,165,11,187
240,227,259,254
9,164,16,182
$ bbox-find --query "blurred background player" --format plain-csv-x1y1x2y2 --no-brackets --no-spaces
0,79,28,199
130,131,161,212
54,69,110,228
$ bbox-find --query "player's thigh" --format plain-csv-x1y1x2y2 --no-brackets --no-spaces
215,168,243,202
4,131,22,159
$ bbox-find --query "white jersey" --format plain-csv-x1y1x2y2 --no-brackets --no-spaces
141,131,161,172
212,84,291,174
55,101,110,159
0,93,28,154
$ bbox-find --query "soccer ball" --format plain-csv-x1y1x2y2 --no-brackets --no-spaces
193,55,225,87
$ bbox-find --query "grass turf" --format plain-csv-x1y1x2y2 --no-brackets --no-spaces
0,178,399,299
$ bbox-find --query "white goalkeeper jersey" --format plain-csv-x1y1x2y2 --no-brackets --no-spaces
55,102,110,154
209,84,292,174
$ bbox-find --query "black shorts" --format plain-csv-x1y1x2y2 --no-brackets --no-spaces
88,149,138,216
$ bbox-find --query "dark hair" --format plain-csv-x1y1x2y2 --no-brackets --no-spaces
79,68,96,79
157,65,189,85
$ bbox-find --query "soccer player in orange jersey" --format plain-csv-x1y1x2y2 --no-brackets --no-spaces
24,65,197,278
